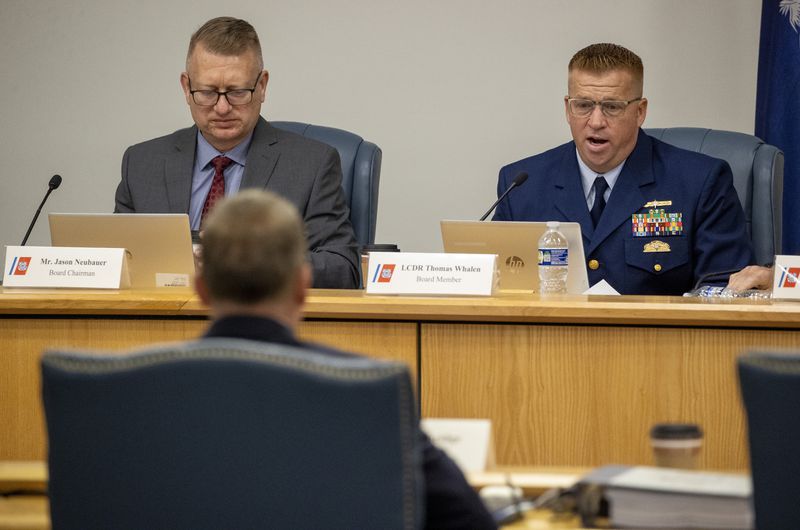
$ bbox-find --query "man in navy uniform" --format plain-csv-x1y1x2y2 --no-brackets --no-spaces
494,43,754,295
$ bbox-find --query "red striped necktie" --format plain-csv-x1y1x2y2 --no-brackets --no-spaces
200,155,233,227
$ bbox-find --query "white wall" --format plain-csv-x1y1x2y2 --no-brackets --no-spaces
0,0,761,255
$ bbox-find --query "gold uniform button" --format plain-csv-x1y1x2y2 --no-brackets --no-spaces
588,259,599,270
654,263,662,272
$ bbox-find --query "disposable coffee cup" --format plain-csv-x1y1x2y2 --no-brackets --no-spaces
650,423,703,469
360,244,400,288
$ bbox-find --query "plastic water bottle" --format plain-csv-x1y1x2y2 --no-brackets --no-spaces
538,221,569,294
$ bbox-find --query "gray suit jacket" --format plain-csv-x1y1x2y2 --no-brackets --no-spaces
114,117,360,289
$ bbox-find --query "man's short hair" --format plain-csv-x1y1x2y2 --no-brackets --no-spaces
200,190,307,304
187,16,263,70
569,43,643,88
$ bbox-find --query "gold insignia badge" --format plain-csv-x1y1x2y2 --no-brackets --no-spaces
643,200,673,208
643,240,671,253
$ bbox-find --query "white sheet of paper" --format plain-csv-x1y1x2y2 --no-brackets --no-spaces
583,279,620,296
421,418,493,472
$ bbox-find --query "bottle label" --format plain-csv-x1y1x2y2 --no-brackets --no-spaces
538,248,568,266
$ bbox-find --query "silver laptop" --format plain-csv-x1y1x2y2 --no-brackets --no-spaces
441,220,589,293
49,213,195,289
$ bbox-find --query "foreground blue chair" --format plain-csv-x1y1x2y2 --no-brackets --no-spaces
42,339,421,530
738,351,800,529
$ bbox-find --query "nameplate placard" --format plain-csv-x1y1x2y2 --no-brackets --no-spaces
365,252,497,296
772,255,800,299
3,246,130,289
421,418,495,472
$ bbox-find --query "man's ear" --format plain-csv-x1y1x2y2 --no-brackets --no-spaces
180,72,192,105
259,70,269,103
636,97,648,127
194,274,211,306
294,263,312,307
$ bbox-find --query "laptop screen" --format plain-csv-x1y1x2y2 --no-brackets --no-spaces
440,220,589,293
49,213,195,289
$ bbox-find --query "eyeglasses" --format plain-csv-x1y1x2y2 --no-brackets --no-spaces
566,97,643,118
188,72,263,106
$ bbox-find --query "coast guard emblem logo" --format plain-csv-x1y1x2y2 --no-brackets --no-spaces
374,264,396,283
9,257,32,275
779,267,800,288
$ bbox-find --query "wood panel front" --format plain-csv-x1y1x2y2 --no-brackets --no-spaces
0,317,416,461
421,323,800,470
0,318,208,461
298,321,418,381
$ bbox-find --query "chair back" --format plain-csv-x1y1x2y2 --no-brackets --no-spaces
738,352,800,529
42,338,421,530
645,127,783,266
272,121,382,247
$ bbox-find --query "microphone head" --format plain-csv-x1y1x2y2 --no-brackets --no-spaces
512,172,529,186
49,174,62,190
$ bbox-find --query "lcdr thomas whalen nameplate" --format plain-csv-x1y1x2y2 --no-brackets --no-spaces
3,246,130,289
365,252,497,296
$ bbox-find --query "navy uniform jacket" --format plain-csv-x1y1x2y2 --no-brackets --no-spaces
205,315,497,530
494,129,754,295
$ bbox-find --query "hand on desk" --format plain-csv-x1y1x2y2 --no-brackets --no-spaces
727,265,773,292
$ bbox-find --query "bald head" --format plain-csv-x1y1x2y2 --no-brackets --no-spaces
199,190,308,306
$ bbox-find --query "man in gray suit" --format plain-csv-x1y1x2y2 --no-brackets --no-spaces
114,16,359,289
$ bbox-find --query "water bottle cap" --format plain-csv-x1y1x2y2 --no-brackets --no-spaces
546,221,560,229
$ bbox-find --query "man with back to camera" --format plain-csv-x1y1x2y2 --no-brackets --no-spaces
196,189,497,530
114,16,359,289
493,43,754,295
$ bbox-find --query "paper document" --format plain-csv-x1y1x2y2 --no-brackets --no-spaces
583,279,620,296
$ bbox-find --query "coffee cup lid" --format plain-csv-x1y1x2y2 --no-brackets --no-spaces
650,423,703,440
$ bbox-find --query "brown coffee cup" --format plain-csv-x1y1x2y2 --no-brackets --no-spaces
650,423,703,469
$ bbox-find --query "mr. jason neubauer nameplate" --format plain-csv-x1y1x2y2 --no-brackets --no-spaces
365,252,497,296
3,246,130,289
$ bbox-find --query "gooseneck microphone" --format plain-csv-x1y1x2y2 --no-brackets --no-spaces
479,172,528,221
20,174,62,246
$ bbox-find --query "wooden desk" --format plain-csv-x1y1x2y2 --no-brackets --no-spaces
0,496,588,530
3,288,799,469
0,461,48,530
0,461,589,530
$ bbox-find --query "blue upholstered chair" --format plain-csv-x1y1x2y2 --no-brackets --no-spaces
738,352,800,529
272,121,382,248
42,339,421,530
645,128,784,266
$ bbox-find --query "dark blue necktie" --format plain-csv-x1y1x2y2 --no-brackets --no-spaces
590,176,609,227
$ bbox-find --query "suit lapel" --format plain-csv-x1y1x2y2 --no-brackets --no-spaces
587,130,655,255
241,117,281,190
165,127,197,214
553,146,594,248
